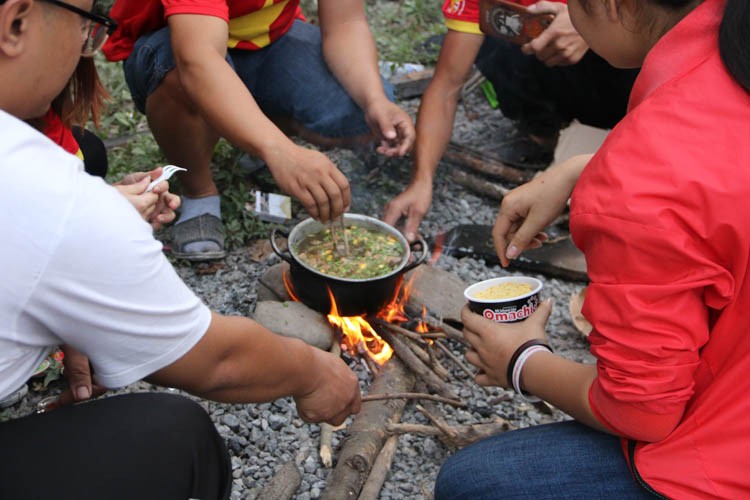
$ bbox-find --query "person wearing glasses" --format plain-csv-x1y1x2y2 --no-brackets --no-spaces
101,0,416,262
0,1,361,498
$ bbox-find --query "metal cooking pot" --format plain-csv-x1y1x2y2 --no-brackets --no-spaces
270,214,428,316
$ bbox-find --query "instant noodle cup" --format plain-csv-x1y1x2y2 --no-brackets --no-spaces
464,276,543,323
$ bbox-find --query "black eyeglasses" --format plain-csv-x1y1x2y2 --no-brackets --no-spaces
39,0,117,56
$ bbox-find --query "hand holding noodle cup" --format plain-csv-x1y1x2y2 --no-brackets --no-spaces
464,276,543,323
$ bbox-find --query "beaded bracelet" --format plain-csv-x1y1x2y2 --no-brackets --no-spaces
506,339,553,398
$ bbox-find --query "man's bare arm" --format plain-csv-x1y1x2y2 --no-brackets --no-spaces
148,313,361,425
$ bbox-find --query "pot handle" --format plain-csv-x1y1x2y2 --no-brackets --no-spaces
270,227,293,264
402,236,430,273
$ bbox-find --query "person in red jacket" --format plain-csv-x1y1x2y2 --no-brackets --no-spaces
383,0,638,242
436,0,750,498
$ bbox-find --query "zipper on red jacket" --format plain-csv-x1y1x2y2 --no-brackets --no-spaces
627,440,669,499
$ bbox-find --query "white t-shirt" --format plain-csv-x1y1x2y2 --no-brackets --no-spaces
0,110,211,399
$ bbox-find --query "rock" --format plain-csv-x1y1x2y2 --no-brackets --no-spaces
406,265,468,321
222,413,241,430
256,263,292,302
253,300,333,351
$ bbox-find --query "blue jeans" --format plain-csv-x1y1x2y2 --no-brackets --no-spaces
123,20,394,138
435,421,656,499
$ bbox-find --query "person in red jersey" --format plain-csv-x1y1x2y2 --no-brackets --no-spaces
104,0,416,261
383,0,638,242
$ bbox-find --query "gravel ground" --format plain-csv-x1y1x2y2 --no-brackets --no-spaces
3,90,591,499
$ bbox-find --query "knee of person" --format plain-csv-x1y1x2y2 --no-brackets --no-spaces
299,93,370,139
129,393,218,442
434,451,472,500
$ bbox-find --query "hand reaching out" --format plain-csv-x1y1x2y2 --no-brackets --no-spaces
266,144,351,223
382,179,432,242
365,97,416,157
292,348,361,425
494,154,590,266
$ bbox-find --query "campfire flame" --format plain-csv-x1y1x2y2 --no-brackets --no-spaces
281,271,301,302
429,232,445,265
416,306,429,333
283,270,428,365
326,289,393,365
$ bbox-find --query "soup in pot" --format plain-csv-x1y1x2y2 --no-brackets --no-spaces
294,225,404,279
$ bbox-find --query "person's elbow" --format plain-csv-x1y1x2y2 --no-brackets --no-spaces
625,411,683,442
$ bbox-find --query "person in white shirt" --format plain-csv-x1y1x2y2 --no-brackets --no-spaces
0,1,360,499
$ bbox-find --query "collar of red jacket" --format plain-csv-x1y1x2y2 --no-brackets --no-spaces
628,0,723,111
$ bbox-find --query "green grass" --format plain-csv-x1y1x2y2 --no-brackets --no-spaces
94,0,445,249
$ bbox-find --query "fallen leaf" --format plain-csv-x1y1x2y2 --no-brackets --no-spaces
195,261,225,275
247,239,275,262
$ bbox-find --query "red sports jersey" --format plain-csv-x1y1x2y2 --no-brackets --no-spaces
104,0,305,62
42,110,83,160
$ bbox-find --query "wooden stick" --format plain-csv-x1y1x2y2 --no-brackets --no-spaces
386,419,513,449
357,434,400,500
320,341,342,468
425,342,450,381
377,321,450,379
444,142,534,184
375,319,426,344
321,358,415,500
379,328,457,400
256,451,307,500
433,340,473,380
436,321,468,345
405,310,467,345
452,169,509,200
361,392,465,408
402,336,431,364
418,332,448,340
415,403,457,441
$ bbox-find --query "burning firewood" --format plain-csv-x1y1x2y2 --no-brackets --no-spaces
375,321,451,381
378,328,458,400
321,358,415,500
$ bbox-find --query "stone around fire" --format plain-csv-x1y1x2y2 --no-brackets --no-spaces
253,300,334,351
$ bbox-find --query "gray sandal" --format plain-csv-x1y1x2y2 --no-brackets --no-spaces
171,214,227,261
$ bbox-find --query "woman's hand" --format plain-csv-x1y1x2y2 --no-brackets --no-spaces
462,300,553,387
494,154,591,266
115,167,181,230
